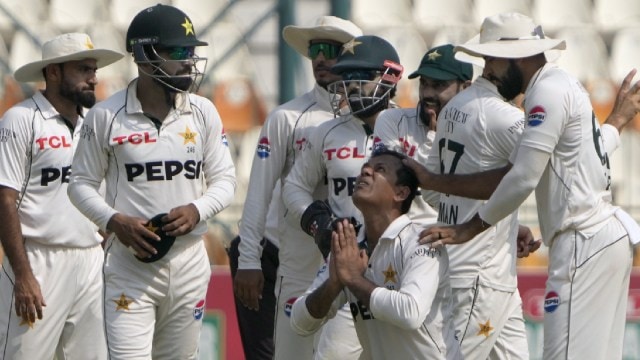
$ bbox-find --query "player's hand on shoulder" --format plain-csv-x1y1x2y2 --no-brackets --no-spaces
163,204,201,236
107,212,160,259
233,269,264,311
13,272,46,324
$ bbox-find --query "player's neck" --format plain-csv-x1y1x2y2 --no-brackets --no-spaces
136,78,175,122
363,211,398,251
42,89,80,127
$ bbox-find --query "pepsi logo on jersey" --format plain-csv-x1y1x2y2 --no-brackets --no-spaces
125,160,202,181
527,105,546,127
257,136,271,159
41,166,71,185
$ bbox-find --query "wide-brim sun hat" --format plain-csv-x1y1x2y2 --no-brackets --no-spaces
282,15,363,58
14,33,124,82
455,12,566,59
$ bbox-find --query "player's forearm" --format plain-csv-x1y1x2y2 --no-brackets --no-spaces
282,178,314,223
305,279,343,319
0,189,33,277
600,124,621,155
426,165,511,200
194,167,236,222
67,180,117,231
343,276,376,308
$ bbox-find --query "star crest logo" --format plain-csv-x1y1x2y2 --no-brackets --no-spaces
182,18,195,36
85,36,94,50
19,317,34,329
145,222,159,233
114,293,134,311
179,126,197,145
427,50,441,61
382,263,397,284
477,319,493,338
341,39,362,55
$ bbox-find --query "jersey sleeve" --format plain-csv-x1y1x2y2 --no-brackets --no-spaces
0,106,32,191
373,109,403,152
191,100,236,222
238,110,291,269
369,240,444,330
282,123,327,223
68,106,118,230
519,83,568,154
484,103,525,160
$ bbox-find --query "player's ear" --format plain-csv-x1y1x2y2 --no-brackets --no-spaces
394,185,410,203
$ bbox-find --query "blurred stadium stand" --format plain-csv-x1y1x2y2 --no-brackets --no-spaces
0,0,638,268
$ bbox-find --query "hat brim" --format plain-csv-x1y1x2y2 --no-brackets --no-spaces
14,49,124,82
455,39,566,59
408,67,462,81
283,26,358,58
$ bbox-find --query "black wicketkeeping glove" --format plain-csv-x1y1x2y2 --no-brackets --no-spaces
136,213,176,263
300,200,360,258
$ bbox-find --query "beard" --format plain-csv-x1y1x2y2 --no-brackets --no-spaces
60,80,96,108
154,74,193,92
418,98,439,126
495,60,523,101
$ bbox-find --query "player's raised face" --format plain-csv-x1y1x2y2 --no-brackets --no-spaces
353,154,402,209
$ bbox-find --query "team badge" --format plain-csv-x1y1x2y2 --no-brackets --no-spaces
527,105,546,127
178,126,197,145
427,50,441,61
193,299,205,320
544,291,560,313
257,137,271,159
284,297,297,317
341,39,362,55
181,17,195,36
477,319,493,338
382,263,397,284
114,293,134,311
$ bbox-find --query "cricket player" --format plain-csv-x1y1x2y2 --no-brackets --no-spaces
420,13,640,360
290,149,461,360
67,5,236,359
283,35,404,359
374,44,473,225
0,33,123,359
230,16,362,360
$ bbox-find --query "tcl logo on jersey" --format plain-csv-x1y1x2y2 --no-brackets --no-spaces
332,177,357,196
527,106,546,127
41,166,71,185
350,300,375,322
324,147,366,160
125,160,202,181
257,137,270,159
35,136,72,150
111,132,157,145
295,137,308,151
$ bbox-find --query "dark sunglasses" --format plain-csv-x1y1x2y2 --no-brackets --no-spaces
163,47,196,60
341,70,380,81
308,43,341,60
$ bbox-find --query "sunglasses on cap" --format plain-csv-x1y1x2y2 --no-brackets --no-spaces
341,70,381,81
308,42,341,60
159,47,196,61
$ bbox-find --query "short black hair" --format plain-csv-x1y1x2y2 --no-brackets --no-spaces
370,146,418,214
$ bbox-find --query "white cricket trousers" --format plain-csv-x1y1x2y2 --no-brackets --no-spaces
0,243,106,360
103,236,211,359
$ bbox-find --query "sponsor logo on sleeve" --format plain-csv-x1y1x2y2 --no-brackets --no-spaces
221,129,229,147
0,128,16,143
527,105,546,127
284,297,297,317
257,136,271,159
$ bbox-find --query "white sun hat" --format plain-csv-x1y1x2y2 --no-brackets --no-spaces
14,33,124,82
455,12,566,59
282,15,363,58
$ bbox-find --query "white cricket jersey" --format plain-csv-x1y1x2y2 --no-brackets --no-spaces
374,108,439,226
68,79,236,242
283,113,378,232
238,84,332,277
290,215,460,359
426,77,524,291
0,91,99,248
486,64,617,244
